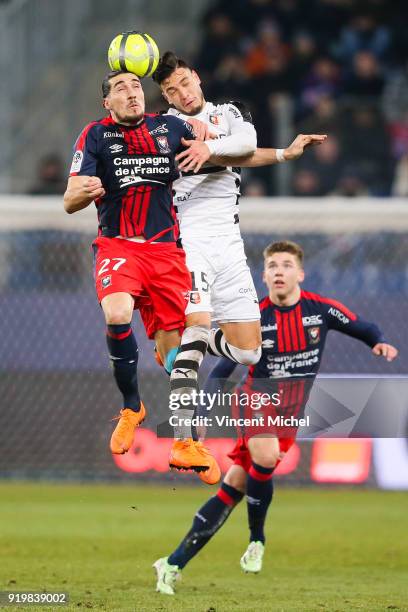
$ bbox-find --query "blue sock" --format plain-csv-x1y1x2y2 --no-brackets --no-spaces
106,323,141,411
168,482,244,569
246,462,274,544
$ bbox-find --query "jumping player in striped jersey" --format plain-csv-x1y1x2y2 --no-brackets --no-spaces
64,70,224,476
153,52,326,484
153,240,398,594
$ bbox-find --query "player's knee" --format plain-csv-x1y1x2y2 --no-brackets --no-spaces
224,467,246,493
186,312,211,328
251,447,280,469
228,344,262,366
104,308,133,325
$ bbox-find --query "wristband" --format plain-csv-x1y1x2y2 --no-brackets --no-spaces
276,148,286,163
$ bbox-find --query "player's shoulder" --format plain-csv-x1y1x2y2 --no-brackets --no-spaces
76,117,116,139
301,289,326,303
73,119,105,151
301,290,356,318
159,111,190,130
301,289,332,309
220,99,253,123
259,295,272,312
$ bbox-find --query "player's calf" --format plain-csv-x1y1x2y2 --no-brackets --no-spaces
105,321,145,454
168,324,220,479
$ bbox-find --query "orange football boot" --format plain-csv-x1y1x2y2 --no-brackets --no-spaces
196,442,221,485
110,403,146,454
169,438,221,484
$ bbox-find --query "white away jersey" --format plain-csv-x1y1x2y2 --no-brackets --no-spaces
167,101,257,237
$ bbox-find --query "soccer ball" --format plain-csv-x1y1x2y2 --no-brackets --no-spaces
108,31,160,78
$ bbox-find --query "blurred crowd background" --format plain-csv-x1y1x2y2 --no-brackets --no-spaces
191,0,408,197
1,0,408,197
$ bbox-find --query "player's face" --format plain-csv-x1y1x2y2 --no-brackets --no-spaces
103,73,145,125
161,68,205,115
263,253,304,300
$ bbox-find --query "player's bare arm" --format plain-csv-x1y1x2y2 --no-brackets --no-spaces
208,134,328,168
63,175,105,214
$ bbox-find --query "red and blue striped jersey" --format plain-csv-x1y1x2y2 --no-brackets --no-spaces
246,289,384,386
69,114,195,241
209,290,385,425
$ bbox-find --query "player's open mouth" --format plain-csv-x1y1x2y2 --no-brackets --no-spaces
274,281,285,287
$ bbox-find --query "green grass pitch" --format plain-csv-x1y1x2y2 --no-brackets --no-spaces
0,483,407,612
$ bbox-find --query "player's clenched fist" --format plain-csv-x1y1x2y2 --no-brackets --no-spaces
82,176,106,199
64,175,105,214
371,343,398,362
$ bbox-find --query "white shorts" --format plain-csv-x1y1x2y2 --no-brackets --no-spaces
182,233,260,323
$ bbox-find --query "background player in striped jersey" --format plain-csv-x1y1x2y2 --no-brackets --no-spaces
153,240,397,594
153,53,326,483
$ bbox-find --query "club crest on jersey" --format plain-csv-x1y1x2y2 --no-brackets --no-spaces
189,291,201,304
157,136,171,153
308,326,320,344
101,275,111,289
209,114,220,125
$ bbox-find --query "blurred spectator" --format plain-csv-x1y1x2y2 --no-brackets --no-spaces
289,31,318,91
335,11,391,64
242,178,268,197
244,20,289,78
391,155,408,197
382,61,408,159
382,60,408,123
332,168,369,197
195,12,239,77
298,135,344,194
212,0,276,37
341,104,393,195
206,54,250,102
292,169,323,196
299,95,340,136
343,51,385,98
300,57,342,115
28,154,66,195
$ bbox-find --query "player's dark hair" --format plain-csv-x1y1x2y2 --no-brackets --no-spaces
263,241,304,266
102,70,137,98
152,51,191,85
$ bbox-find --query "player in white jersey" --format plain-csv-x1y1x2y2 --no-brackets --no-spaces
152,52,325,485
155,56,261,363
